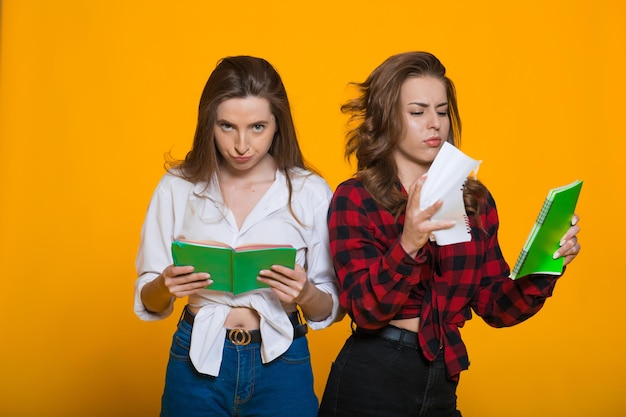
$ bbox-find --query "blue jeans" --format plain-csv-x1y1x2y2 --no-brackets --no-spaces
161,316,318,417
318,332,462,417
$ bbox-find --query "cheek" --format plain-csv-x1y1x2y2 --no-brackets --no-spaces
256,132,275,151
213,133,230,153
405,119,427,137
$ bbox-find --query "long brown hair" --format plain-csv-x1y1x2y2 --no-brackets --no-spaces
342,51,486,218
168,56,315,203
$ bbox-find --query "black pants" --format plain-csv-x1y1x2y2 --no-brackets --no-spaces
318,330,462,417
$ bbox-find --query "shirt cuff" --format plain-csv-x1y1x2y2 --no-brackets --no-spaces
387,240,427,284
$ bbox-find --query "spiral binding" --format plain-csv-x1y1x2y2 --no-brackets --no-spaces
511,198,553,278
537,198,552,225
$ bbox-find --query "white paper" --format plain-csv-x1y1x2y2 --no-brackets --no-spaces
420,142,481,245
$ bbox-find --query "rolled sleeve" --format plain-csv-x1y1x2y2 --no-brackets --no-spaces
298,175,344,328
134,174,189,321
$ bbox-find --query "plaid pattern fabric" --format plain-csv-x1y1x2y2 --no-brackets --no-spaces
328,178,560,379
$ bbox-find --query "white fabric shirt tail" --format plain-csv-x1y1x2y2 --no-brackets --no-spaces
134,168,343,376
420,142,482,245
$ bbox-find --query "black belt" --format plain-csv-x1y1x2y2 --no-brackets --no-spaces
180,306,308,346
355,325,419,349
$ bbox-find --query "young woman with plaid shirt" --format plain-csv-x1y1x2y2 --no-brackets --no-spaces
318,51,581,417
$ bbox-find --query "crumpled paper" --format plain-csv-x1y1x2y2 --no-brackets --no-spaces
419,142,481,245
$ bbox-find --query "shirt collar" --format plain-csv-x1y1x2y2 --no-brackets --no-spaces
191,169,290,217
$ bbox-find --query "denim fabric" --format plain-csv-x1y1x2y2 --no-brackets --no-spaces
161,318,318,417
318,332,462,417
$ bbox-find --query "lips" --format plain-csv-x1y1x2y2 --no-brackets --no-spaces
233,156,252,164
424,137,442,147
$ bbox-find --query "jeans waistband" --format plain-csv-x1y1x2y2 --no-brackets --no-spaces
180,305,308,345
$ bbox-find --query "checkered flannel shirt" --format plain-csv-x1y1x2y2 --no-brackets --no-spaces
328,178,561,379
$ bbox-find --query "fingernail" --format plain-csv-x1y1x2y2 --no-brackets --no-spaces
553,250,560,259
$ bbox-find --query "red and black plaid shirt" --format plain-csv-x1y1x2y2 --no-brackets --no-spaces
328,178,560,379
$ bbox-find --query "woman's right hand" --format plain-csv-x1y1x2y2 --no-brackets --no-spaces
141,265,211,313
158,265,212,298
400,175,455,257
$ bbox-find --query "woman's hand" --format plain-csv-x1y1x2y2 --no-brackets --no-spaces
159,265,212,298
141,265,211,313
553,214,581,266
401,175,456,257
258,264,332,322
257,264,310,304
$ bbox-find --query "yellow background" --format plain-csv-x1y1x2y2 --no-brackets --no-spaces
1,1,624,416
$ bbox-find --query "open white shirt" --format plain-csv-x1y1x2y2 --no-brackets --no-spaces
134,168,343,376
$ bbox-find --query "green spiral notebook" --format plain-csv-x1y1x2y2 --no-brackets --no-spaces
510,180,583,279
171,239,296,294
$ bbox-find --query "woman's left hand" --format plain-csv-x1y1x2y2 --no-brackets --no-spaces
258,264,333,322
257,264,311,304
554,214,581,266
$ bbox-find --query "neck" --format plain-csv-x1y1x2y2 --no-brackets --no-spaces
397,165,429,191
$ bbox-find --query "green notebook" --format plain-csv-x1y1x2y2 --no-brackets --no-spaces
171,239,296,295
510,180,583,279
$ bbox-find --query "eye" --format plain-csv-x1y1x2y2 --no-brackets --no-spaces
219,122,233,131
437,111,449,117
252,124,265,132
409,112,424,116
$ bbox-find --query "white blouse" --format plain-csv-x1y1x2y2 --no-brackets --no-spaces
134,168,343,376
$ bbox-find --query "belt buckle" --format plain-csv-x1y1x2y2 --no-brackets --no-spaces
228,328,252,346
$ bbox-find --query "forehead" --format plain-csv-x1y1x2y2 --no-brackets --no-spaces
216,96,274,120
400,76,447,103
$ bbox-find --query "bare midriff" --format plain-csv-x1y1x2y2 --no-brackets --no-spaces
187,302,297,330
389,317,420,333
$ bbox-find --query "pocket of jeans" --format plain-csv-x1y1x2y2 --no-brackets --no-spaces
169,325,192,362
277,337,311,365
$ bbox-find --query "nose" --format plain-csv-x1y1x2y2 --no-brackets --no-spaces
428,110,440,130
234,132,250,155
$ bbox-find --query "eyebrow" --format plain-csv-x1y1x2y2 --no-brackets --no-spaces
215,118,271,126
408,102,448,108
